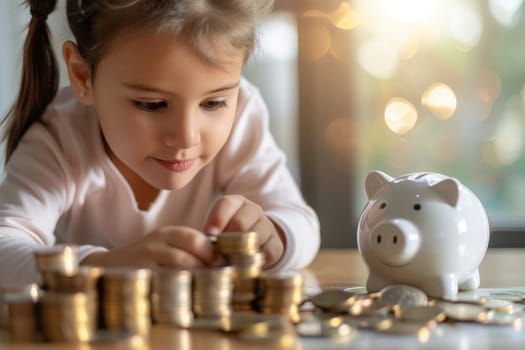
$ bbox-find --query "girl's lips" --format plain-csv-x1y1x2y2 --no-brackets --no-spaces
155,158,195,172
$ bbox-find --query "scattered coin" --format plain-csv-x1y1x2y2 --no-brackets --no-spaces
436,301,494,322
380,285,428,307
396,305,446,324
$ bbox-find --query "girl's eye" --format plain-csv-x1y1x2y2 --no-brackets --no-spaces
133,100,167,112
201,100,227,111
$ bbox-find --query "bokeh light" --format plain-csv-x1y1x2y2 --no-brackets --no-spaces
328,2,360,30
257,12,297,61
302,2,359,30
421,83,457,120
489,0,523,27
448,4,482,51
384,98,418,134
382,0,437,22
358,40,399,79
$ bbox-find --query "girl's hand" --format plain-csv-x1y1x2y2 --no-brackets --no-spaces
81,226,216,269
203,194,286,268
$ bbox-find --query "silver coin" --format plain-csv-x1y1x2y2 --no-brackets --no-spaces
482,310,524,327
381,319,431,338
481,298,517,314
436,301,494,322
380,285,428,307
396,305,445,324
309,288,360,312
343,314,393,330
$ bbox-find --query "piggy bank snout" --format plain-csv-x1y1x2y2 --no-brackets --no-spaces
369,219,421,266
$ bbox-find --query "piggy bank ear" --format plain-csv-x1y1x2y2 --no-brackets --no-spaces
431,178,460,207
365,170,393,199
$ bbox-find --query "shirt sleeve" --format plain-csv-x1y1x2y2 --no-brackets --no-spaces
0,122,105,285
215,80,320,270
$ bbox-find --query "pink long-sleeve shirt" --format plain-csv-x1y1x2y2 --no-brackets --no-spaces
0,78,320,285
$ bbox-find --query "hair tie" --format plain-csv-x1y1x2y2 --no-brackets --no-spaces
30,9,48,22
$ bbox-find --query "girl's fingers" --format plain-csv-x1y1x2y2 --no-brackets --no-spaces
204,195,244,233
156,248,206,269
223,202,261,232
161,226,216,266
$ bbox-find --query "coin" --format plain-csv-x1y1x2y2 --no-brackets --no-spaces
381,319,431,341
396,305,445,324
482,298,517,314
436,301,494,322
342,314,393,330
309,288,360,312
239,317,295,343
482,310,524,327
296,314,356,339
380,285,428,307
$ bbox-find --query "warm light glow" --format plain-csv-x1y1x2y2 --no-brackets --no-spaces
303,3,360,30
329,2,360,30
384,98,418,134
358,40,399,79
382,0,437,22
421,83,457,120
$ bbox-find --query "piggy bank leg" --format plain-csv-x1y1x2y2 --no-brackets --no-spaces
423,274,458,298
366,273,390,293
458,270,480,291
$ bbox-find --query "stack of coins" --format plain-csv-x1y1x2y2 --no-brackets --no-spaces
192,266,233,318
217,232,264,311
4,284,41,342
34,245,79,279
101,267,151,336
257,271,304,324
33,245,102,342
0,283,40,330
43,266,103,294
40,292,97,342
151,268,193,328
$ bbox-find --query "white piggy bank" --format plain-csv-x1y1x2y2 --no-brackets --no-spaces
357,170,490,298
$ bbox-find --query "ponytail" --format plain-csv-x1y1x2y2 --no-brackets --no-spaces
2,0,58,164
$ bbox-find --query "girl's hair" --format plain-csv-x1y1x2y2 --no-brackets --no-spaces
3,0,274,164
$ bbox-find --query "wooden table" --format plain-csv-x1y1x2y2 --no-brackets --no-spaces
2,248,525,349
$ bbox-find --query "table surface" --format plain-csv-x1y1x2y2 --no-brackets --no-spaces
2,248,525,349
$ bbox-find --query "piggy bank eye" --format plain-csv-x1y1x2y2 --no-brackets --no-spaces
413,204,422,210
380,202,387,209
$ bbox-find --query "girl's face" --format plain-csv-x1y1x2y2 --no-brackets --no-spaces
89,29,244,191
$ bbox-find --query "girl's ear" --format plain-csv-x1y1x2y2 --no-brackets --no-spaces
63,41,94,105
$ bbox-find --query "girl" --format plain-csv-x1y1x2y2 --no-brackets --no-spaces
0,0,320,285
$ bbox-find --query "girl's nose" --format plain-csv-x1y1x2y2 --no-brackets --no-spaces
164,113,200,148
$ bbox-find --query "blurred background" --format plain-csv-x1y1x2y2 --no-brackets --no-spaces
2,0,525,248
